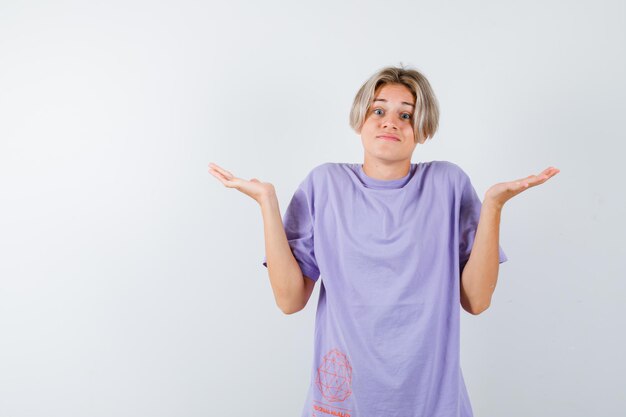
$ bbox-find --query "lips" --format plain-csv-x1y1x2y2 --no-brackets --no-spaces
377,134,400,141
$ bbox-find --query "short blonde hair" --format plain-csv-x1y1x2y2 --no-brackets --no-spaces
349,64,440,144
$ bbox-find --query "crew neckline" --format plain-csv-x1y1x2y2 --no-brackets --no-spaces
355,163,417,190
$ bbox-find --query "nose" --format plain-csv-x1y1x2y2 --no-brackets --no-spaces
381,116,399,130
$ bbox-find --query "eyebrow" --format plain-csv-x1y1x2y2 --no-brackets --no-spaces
373,98,415,109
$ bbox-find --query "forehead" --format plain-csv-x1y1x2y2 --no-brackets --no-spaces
373,84,415,107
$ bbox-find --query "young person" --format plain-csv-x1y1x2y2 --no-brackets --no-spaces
208,65,559,417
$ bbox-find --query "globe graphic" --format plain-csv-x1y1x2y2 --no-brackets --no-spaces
315,348,353,402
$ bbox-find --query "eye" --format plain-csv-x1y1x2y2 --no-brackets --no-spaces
371,108,412,120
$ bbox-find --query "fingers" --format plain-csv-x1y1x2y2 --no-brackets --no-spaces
545,167,560,178
534,167,560,183
208,162,234,179
208,168,227,185
539,166,560,178
513,166,560,190
208,162,238,184
522,166,560,181
208,164,234,187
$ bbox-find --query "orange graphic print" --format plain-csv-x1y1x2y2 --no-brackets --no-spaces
315,348,353,402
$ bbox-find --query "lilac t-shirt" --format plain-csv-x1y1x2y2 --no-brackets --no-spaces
262,161,507,417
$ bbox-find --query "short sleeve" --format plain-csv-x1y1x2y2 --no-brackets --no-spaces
458,171,508,272
261,172,321,281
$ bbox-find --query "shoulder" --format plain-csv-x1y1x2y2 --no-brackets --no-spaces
305,162,352,181
422,161,473,195
300,162,331,183
428,160,467,175
296,162,339,191
312,162,347,172
428,160,471,183
310,162,335,174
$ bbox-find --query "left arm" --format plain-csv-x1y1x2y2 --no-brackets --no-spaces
460,166,560,315
460,199,503,315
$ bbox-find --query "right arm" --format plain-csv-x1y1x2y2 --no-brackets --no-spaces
208,162,315,315
259,191,316,315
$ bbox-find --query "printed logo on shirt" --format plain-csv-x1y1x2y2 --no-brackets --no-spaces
311,400,352,417
315,348,353,403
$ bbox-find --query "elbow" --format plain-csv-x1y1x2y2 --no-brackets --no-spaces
279,303,302,315
275,278,309,315
462,294,491,315
469,301,491,315
277,298,304,315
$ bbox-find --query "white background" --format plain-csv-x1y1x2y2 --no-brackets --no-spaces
1,0,624,416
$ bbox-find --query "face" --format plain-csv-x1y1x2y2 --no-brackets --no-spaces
358,83,418,164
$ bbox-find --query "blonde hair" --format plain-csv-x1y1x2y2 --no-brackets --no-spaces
349,64,440,144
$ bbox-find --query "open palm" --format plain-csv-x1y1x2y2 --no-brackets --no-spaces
208,162,275,204
485,166,560,208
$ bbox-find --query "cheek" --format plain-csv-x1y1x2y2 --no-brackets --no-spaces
362,122,376,135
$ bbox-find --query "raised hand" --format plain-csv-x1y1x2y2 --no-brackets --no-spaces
484,166,560,209
208,162,276,204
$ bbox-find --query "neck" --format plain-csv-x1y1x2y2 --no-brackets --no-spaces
361,158,411,180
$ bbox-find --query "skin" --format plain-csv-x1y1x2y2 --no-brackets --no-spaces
357,83,419,180
208,82,561,315
461,165,559,314
207,162,313,314
207,162,273,204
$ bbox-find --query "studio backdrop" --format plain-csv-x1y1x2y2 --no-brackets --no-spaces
1,0,624,416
